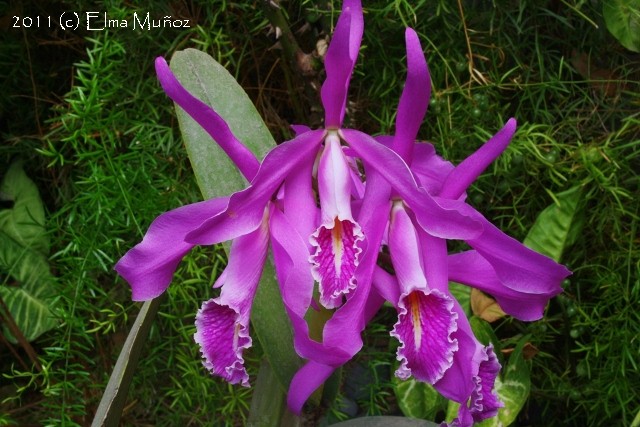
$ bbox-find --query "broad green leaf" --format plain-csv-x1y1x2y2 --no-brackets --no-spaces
524,186,583,262
393,376,447,420
0,284,56,343
0,160,49,256
476,336,531,427
0,161,56,343
247,358,286,426
169,49,302,390
603,0,640,52
170,48,275,199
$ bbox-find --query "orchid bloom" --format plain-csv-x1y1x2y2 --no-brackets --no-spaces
115,1,570,425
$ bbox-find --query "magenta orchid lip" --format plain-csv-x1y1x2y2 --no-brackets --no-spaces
114,1,570,425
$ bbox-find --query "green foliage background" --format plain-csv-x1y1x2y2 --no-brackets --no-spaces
1,0,638,426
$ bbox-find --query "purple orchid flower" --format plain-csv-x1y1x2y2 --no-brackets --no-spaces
283,5,570,425
115,1,570,425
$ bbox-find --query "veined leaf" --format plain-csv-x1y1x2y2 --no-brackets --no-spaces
0,162,56,343
0,160,49,256
169,48,302,389
603,0,640,52
524,186,583,262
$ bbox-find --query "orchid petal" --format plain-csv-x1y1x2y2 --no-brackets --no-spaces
433,298,485,403
388,203,427,292
341,129,482,240
186,129,325,245
388,211,458,383
451,344,502,426
270,208,351,365
411,142,456,196
288,361,335,415
392,288,458,383
472,345,502,421
416,234,485,402
321,171,391,354
393,28,430,162
435,198,570,295
155,57,260,181
448,250,555,320
321,0,364,127
439,118,517,199
194,217,269,386
115,196,228,301
311,133,363,308
372,266,400,306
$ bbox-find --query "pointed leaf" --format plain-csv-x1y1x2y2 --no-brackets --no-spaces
524,186,583,262
169,48,275,199
169,49,302,389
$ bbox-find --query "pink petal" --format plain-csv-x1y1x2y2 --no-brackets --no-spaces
439,118,517,199
391,289,458,383
194,298,252,386
393,28,430,162
341,129,482,240
186,129,325,245
270,208,351,365
311,133,364,308
448,250,556,321
451,344,502,426
115,196,228,301
311,218,363,308
194,215,270,386
321,0,364,127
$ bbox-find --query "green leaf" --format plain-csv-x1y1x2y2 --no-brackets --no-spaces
393,376,447,421
469,316,502,357
476,336,531,427
524,186,583,262
0,160,49,256
603,0,640,52
169,48,276,200
169,49,302,389
92,297,163,427
0,162,56,342
449,282,471,317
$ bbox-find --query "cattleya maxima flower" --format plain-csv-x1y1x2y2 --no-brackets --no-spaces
115,0,570,425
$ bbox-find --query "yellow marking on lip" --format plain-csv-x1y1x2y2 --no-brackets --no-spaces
233,322,241,350
332,218,344,274
409,292,422,349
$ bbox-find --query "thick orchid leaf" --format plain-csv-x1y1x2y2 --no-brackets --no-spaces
603,0,640,52
524,186,583,262
169,49,301,389
0,162,56,342
475,336,531,427
393,376,447,420
170,48,275,199
93,297,163,427
332,416,439,427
